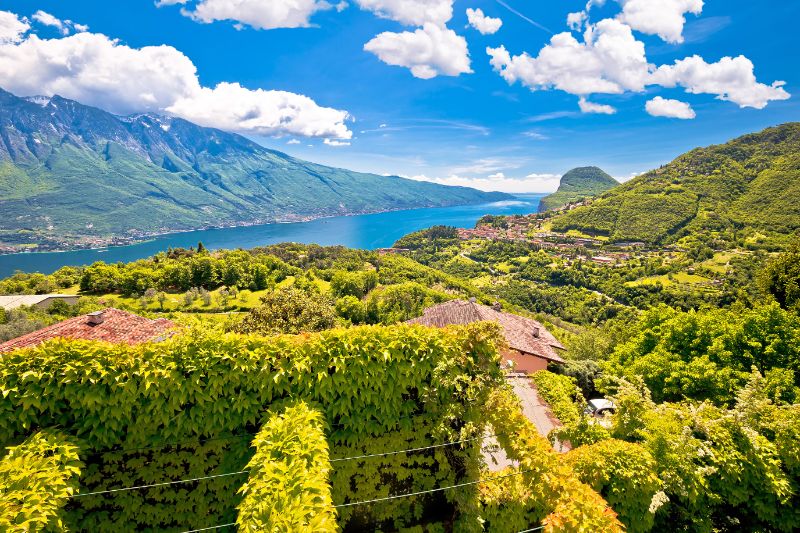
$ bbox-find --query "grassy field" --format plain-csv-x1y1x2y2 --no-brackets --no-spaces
698,251,742,274
626,271,712,288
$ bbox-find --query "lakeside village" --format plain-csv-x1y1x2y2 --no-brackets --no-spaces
384,211,647,266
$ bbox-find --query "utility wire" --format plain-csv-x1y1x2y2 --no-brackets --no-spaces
72,433,495,498
334,468,533,508
72,470,249,498
180,471,540,532
330,433,489,462
180,523,236,533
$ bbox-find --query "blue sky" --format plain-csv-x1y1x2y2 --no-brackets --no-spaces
1,0,798,192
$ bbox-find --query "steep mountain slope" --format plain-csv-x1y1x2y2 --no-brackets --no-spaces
0,88,508,248
551,123,800,248
538,166,617,212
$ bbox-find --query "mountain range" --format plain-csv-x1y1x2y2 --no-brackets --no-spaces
538,166,617,213
551,123,800,248
0,88,507,250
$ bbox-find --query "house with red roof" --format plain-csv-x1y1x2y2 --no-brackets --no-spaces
0,308,176,353
407,299,565,373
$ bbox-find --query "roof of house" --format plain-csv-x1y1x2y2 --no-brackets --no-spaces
407,299,565,363
0,294,77,310
0,308,176,353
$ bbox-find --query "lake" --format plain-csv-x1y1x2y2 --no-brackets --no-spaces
0,194,543,277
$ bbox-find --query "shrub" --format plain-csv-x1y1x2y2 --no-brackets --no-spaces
232,287,336,335
567,440,662,533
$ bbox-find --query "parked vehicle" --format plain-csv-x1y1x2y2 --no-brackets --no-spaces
584,399,616,418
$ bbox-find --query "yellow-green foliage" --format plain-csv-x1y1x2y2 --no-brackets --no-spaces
0,322,503,530
0,430,82,532
531,371,612,447
530,371,582,425
566,439,662,533
473,387,623,533
237,402,336,532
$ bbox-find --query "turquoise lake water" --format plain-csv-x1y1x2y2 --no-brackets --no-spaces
0,194,543,277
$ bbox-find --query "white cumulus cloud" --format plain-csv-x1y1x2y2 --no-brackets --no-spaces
578,97,616,114
487,19,650,97
0,11,29,44
31,11,89,36
0,31,200,115
0,14,353,139
488,13,790,115
466,8,502,35
567,11,588,31
616,0,703,44
165,0,338,30
168,83,353,138
355,0,453,26
574,0,703,43
364,23,471,79
32,11,68,35
652,55,790,109
645,96,695,119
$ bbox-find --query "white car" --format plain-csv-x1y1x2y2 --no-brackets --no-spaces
584,398,616,418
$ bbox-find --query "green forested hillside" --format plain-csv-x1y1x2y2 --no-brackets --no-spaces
551,124,800,248
538,166,617,212
0,89,506,248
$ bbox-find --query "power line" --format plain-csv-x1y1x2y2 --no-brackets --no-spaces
72,470,249,498
330,434,488,462
180,471,540,532
334,468,534,508
72,433,493,498
181,523,236,533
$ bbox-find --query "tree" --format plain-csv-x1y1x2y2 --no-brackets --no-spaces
231,287,335,336
760,243,800,312
335,296,366,324
157,292,168,310
330,271,378,299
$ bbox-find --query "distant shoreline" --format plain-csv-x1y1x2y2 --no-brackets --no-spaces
0,196,531,257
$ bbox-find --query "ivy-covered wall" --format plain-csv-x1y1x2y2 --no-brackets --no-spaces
0,322,503,531
0,430,82,531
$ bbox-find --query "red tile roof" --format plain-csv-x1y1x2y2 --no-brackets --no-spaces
407,299,565,363
0,308,176,353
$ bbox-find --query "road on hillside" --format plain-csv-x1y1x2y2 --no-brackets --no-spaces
483,374,568,471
